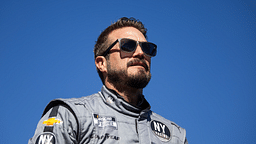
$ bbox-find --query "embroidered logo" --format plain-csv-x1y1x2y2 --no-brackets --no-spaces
43,117,63,126
93,114,117,129
35,132,56,144
150,120,171,142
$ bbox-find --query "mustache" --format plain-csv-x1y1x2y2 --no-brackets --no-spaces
127,59,149,71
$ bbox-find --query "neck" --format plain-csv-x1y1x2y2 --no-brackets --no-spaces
105,81,143,106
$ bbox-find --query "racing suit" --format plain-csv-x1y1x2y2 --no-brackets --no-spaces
28,85,188,144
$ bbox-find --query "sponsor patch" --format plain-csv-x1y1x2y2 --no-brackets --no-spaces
36,132,56,144
43,117,63,126
150,120,171,142
93,114,117,129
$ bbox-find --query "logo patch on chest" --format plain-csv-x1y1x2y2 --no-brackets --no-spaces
150,120,171,142
93,114,117,129
35,132,56,144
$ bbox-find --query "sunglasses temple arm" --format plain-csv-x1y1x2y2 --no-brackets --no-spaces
103,39,119,57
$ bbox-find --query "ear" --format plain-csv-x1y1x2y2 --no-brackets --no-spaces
95,56,107,73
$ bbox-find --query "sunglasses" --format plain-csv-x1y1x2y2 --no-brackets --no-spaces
102,38,157,57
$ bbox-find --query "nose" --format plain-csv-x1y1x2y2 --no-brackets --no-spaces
133,44,144,58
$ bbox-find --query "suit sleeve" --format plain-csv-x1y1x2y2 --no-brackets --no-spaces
28,105,78,144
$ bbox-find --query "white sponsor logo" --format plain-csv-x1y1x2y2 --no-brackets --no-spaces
93,114,118,129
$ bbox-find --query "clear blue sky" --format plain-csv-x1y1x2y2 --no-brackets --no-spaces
0,1,255,143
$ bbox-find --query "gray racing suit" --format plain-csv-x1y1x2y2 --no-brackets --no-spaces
28,85,188,144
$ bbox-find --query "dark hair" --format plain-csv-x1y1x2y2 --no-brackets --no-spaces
94,17,148,84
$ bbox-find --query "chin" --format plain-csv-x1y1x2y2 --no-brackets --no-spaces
126,72,151,89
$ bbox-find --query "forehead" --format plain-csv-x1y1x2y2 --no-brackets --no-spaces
108,27,146,42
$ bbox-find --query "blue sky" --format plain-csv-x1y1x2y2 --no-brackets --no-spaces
0,0,255,143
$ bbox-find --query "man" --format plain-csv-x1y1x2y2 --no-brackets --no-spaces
28,17,188,144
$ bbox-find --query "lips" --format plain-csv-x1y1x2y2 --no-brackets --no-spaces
127,59,149,71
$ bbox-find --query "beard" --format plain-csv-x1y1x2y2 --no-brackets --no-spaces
107,59,151,89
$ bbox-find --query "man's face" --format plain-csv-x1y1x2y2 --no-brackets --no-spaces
106,27,151,89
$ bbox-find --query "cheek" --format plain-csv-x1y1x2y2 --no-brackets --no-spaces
111,59,128,70
109,54,123,67
120,52,133,58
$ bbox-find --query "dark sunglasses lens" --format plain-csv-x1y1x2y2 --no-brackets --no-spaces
120,39,137,52
141,42,157,56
